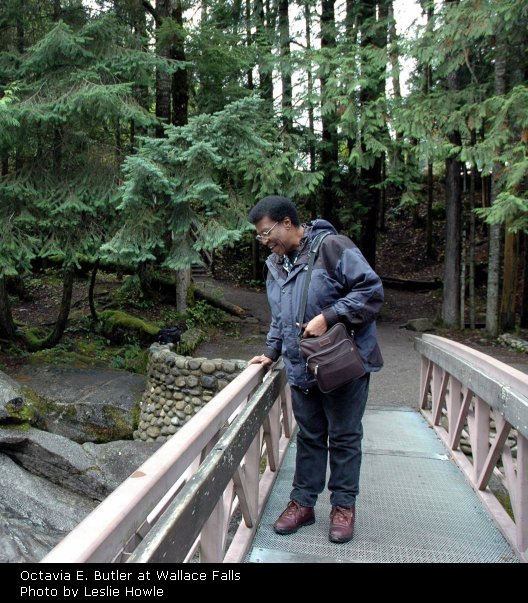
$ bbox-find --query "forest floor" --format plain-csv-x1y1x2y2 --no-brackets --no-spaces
1,209,527,375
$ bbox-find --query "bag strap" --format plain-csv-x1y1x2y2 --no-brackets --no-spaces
297,230,332,337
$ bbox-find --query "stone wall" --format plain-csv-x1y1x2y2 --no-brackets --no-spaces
134,344,247,442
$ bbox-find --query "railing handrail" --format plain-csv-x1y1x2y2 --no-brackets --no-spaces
415,333,528,563
416,334,528,438
41,362,291,563
127,368,286,562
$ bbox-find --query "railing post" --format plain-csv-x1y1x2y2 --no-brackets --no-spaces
516,434,528,553
200,491,229,563
420,357,432,409
415,334,528,562
446,376,461,447
431,363,442,420
470,397,490,484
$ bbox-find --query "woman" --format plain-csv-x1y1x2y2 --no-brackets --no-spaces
248,195,384,543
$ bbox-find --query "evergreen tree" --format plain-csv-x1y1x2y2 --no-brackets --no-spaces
102,96,321,278
0,14,161,347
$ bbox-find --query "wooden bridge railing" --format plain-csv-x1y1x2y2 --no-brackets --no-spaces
41,362,292,563
415,334,528,563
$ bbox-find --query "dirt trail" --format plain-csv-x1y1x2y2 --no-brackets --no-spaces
193,276,528,380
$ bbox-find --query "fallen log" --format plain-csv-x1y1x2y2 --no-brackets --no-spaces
153,274,247,319
194,288,246,319
381,276,442,291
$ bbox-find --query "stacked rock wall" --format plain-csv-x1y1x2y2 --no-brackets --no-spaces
134,344,247,442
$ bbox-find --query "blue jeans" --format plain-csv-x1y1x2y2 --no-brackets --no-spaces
290,374,370,508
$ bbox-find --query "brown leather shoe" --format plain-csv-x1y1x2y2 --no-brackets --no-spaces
273,500,315,535
329,505,355,543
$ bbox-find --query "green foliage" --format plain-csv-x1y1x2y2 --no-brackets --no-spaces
157,18,186,51
110,344,149,374
185,300,226,330
187,17,257,114
394,0,528,234
103,95,321,270
0,14,161,282
112,274,153,309
177,327,206,356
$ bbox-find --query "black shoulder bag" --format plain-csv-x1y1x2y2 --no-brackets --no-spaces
298,232,366,393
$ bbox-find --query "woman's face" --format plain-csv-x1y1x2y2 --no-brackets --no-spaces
255,216,295,256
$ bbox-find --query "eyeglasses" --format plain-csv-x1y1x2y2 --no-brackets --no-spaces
255,221,279,242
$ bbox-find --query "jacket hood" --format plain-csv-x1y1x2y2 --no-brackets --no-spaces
308,219,338,237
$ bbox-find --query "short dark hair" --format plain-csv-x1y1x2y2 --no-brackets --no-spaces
248,195,300,227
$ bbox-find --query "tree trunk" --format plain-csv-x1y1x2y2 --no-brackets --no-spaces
152,1,191,313
246,0,253,89
132,4,149,143
89,259,99,322
305,1,316,178
379,159,386,232
170,0,190,308
233,0,242,33
255,0,273,106
176,268,190,313
521,233,528,328
319,0,339,225
441,1,463,328
278,0,292,133
171,0,188,128
442,126,462,328
357,0,386,269
16,6,24,54
36,267,75,350
0,155,7,177
486,43,506,336
460,223,466,329
442,102,463,327
388,1,402,179
468,131,476,329
0,277,16,340
155,0,172,138
426,162,434,257
424,1,434,258
500,230,518,330
53,0,61,21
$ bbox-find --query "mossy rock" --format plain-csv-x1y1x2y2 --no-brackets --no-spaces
99,310,160,345
4,386,62,430
82,405,133,442
178,328,206,356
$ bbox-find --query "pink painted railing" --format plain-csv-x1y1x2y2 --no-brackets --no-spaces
415,334,528,563
41,362,293,563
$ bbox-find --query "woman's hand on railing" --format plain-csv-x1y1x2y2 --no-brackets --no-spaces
248,355,274,370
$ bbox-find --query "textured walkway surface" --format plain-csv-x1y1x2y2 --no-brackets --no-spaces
248,407,518,563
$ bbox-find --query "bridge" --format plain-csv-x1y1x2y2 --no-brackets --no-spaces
41,334,527,564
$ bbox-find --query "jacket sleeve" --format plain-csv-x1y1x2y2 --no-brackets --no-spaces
264,318,282,361
264,278,283,361
320,238,384,329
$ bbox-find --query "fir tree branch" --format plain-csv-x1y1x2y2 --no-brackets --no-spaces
464,48,479,86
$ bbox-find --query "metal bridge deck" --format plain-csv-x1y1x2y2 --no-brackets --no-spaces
248,407,518,563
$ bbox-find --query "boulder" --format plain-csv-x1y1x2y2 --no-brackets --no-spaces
0,427,161,500
2,366,146,443
0,428,162,562
0,370,25,421
0,453,96,562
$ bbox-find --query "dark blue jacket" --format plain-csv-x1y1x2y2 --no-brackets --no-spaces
264,219,384,389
